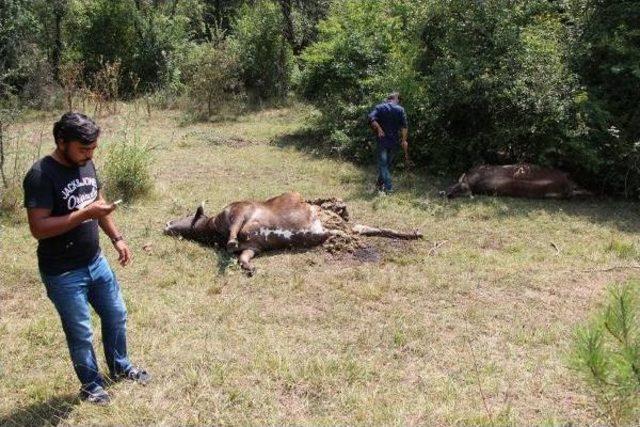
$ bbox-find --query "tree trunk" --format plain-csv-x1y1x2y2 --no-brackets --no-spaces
52,1,67,83
279,0,294,48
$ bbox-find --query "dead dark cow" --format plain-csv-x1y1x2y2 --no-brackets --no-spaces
164,192,422,275
444,164,592,199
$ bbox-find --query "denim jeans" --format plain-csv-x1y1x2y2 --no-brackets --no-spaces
377,145,398,191
40,254,132,392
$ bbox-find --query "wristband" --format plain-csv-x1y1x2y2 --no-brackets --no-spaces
111,235,124,244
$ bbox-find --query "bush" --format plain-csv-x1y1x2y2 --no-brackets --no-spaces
229,1,293,102
180,41,243,120
102,134,153,202
66,0,188,96
572,281,640,425
298,0,414,162
0,0,39,100
567,0,640,196
298,0,640,197
414,1,584,172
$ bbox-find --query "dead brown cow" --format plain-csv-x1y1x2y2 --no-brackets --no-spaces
164,192,422,275
444,164,592,199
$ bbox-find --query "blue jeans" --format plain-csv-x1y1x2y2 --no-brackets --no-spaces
40,255,132,392
377,145,397,191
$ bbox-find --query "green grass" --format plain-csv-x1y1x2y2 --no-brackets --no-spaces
2,103,640,425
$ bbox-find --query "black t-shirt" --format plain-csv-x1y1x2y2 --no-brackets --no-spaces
23,156,102,275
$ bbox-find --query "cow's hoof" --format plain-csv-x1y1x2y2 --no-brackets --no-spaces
226,239,239,252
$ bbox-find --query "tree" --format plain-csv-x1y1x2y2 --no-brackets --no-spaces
229,0,293,101
0,0,39,100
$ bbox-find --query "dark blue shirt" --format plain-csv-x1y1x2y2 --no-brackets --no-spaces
368,101,408,149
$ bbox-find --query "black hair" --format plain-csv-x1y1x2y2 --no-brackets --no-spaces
53,112,100,146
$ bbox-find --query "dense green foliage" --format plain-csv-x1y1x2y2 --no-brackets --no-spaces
416,2,580,172
298,0,419,162
66,0,188,94
229,1,293,101
181,41,243,118
0,0,46,102
572,281,640,424
571,0,640,195
299,0,640,196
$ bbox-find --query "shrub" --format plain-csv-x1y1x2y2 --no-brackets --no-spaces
415,1,584,172
102,134,153,202
66,0,188,96
568,0,640,196
298,0,414,162
229,0,293,102
572,281,640,425
0,0,39,100
180,41,243,120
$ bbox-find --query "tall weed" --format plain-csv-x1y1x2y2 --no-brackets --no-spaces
102,133,153,202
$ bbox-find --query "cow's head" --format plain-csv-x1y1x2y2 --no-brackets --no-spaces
444,173,472,198
164,203,211,241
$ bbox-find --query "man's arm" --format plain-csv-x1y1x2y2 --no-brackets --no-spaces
370,120,385,138
27,203,115,240
399,107,411,164
97,191,132,266
368,106,385,138
401,127,409,160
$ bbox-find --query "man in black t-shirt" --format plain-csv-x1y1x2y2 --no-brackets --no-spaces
23,112,149,405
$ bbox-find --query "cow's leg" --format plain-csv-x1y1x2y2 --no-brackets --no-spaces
238,249,256,276
226,214,247,252
352,224,423,240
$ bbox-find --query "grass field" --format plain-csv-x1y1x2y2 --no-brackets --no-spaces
1,104,640,425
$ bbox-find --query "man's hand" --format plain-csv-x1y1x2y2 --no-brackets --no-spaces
401,140,414,169
370,120,385,138
113,239,132,266
84,200,117,220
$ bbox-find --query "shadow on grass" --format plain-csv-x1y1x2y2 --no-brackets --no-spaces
0,394,77,427
274,128,640,233
273,128,336,158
